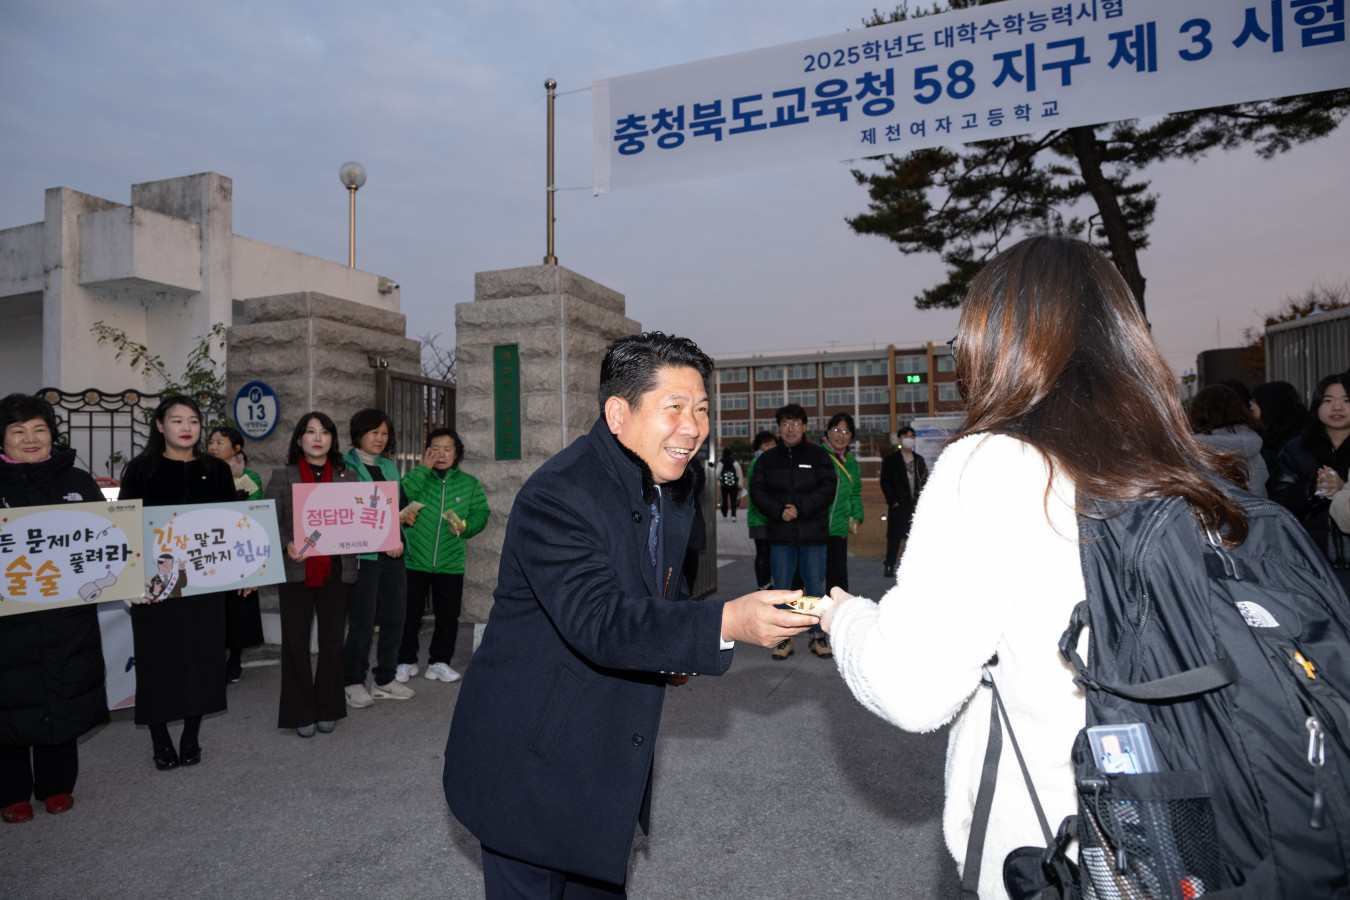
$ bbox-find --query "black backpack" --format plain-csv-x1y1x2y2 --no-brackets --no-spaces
721,464,738,487
965,492,1350,900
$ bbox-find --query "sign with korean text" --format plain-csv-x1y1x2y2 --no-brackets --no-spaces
0,500,144,617
494,344,521,461
594,0,1350,192
234,380,280,440
141,500,284,595
291,481,399,557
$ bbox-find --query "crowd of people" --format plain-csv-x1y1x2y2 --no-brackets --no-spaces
0,395,487,821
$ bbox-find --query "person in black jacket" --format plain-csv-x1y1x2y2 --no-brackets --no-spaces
0,393,106,824
879,426,929,578
749,403,837,659
1270,373,1350,593
118,395,237,770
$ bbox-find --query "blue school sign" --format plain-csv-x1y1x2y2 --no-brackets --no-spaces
233,381,280,440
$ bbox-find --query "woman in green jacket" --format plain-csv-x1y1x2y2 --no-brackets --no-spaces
823,412,864,594
396,428,489,684
341,409,413,708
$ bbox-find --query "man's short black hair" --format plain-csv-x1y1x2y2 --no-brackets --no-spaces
598,332,713,413
775,403,808,426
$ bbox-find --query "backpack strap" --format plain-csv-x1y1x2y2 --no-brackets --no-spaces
1058,601,1238,701
961,665,1055,899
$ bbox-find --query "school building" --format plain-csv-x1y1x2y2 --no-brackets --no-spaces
711,341,962,454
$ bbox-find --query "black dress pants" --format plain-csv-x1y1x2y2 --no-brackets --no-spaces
277,577,349,728
400,569,464,667
0,741,78,805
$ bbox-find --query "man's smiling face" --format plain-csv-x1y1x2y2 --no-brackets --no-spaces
607,366,709,485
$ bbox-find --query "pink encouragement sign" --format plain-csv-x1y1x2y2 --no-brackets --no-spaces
291,481,399,557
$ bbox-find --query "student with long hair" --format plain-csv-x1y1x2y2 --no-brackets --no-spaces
816,236,1251,899
264,412,359,737
1189,383,1268,498
1251,380,1308,474
118,395,237,770
1270,373,1350,591
0,394,106,822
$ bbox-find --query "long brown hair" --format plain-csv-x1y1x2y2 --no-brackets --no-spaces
954,236,1248,543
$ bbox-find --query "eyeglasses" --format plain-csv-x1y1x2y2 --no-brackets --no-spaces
829,427,852,435
946,335,958,362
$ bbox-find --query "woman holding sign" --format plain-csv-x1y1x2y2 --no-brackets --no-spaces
118,395,236,771
264,411,359,738
395,428,489,685
0,394,106,823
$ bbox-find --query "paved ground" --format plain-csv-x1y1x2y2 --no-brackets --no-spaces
3,519,959,899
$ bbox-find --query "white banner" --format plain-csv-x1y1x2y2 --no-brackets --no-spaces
593,0,1350,193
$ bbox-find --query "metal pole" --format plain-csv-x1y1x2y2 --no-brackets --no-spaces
544,78,558,265
348,184,357,268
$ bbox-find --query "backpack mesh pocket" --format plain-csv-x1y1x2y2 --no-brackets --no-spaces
1076,755,1222,899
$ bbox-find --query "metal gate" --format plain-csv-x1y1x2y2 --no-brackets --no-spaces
1266,306,1350,403
374,370,456,475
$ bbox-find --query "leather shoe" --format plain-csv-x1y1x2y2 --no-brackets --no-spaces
2,801,34,824
43,794,74,815
153,746,180,770
179,741,201,766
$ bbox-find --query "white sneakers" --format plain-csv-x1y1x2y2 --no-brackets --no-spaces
425,662,461,683
344,684,375,709
372,680,415,700
394,663,418,683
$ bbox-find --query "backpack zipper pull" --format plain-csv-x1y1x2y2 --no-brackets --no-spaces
1306,716,1326,829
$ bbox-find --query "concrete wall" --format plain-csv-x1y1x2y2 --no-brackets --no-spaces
455,265,638,622
232,237,400,314
0,222,44,297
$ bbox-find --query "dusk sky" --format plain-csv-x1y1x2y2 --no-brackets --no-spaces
3,0,1347,378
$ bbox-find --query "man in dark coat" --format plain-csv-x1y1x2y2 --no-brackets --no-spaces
748,403,836,660
443,333,811,897
879,425,929,578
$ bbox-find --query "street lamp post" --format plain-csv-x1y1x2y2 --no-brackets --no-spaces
339,161,367,268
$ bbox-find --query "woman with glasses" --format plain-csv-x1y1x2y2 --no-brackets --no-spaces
815,236,1261,898
823,412,863,594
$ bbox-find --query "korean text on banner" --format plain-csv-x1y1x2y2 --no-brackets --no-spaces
142,500,285,595
593,0,1350,193
291,481,400,557
0,499,144,617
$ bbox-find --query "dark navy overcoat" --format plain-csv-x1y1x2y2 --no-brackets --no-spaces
444,418,732,885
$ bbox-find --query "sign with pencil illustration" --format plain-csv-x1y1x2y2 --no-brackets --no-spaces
291,481,399,556
141,500,284,595
0,499,145,617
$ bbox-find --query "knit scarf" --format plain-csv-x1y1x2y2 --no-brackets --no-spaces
298,458,333,587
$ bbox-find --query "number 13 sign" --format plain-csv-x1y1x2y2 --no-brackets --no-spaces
233,381,279,440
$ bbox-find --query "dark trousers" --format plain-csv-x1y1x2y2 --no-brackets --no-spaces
481,844,626,899
885,501,916,569
753,538,772,589
0,741,78,805
344,554,407,687
278,577,349,729
400,569,463,667
826,535,850,594
719,485,738,518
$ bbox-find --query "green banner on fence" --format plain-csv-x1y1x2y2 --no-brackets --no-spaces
494,344,521,460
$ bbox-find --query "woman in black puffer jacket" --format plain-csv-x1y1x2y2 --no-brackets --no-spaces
0,394,106,825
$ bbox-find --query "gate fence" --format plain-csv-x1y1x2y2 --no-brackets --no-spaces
375,370,456,475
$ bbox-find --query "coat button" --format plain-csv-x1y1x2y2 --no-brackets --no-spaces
631,732,644,746
631,511,641,523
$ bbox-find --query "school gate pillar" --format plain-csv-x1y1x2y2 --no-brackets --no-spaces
455,265,638,624
226,291,420,640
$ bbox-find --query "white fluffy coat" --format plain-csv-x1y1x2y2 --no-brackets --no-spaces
831,433,1086,900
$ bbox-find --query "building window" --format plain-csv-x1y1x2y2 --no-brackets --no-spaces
787,389,817,406
756,391,784,409
937,355,956,372
720,393,748,411
857,358,886,377
824,388,855,406
720,367,747,384
938,382,962,402
787,362,816,380
858,386,889,405
756,419,778,434
896,384,927,404
857,415,889,433
824,360,855,378
719,420,749,438
895,354,926,374
754,365,783,382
